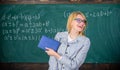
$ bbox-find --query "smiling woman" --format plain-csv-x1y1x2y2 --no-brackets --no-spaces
0,3,120,70
67,12,87,36
45,11,90,70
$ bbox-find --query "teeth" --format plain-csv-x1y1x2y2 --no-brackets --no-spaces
77,25,82,28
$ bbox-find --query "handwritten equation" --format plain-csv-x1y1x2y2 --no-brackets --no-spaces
0,13,65,41
64,9,112,18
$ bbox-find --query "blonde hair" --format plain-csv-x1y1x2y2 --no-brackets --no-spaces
66,11,87,36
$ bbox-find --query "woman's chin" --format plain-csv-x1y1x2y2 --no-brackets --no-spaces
77,28,83,32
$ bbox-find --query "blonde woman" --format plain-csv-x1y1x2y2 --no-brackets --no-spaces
45,11,91,70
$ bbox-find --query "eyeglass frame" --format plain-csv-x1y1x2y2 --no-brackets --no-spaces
74,18,87,24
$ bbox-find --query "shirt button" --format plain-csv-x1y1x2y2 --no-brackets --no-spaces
65,52,68,54
62,64,64,69
63,66,64,68
63,66,64,69
67,44,69,47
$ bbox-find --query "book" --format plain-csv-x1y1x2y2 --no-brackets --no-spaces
38,35,61,51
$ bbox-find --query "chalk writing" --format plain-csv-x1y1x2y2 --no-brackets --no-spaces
64,9,112,18
1,13,41,21
0,13,65,41
4,35,40,41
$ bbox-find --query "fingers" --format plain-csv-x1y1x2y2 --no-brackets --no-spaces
45,47,58,56
45,47,51,51
45,47,53,52
45,47,52,55
45,50,48,53
45,47,49,51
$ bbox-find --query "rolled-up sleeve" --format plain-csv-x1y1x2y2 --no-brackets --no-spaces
58,38,90,69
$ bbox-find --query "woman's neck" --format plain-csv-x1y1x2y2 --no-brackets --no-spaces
69,29,79,40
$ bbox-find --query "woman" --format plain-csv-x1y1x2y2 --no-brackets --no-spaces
45,11,90,70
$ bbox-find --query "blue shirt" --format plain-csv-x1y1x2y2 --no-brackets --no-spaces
48,31,90,70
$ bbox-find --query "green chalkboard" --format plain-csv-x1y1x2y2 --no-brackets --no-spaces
0,4,120,63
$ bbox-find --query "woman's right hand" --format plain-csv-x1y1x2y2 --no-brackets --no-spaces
45,47,61,59
45,47,56,56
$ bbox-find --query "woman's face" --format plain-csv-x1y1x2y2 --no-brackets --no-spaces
71,14,86,32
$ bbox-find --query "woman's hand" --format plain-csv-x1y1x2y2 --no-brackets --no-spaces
45,47,61,59
45,47,56,56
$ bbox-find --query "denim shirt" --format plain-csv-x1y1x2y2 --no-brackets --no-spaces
48,31,90,70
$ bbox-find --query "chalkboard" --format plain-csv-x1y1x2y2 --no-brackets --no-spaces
0,4,120,63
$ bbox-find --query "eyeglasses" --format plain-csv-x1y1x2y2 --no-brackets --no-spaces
74,18,86,24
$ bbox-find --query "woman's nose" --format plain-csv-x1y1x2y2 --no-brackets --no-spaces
80,22,85,26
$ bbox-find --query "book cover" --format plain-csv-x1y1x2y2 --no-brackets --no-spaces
38,35,61,51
